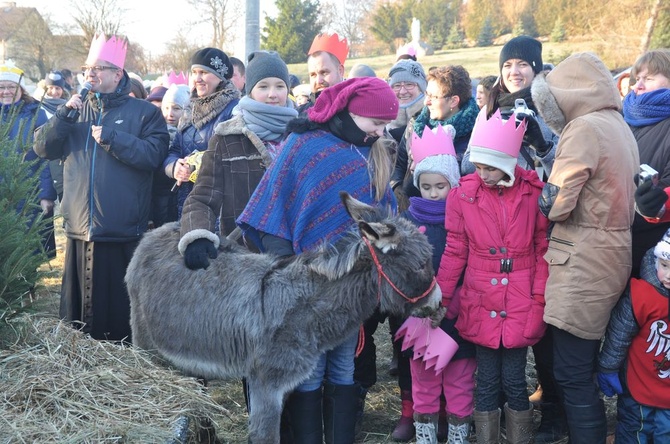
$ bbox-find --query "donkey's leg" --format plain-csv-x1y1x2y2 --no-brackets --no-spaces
247,380,284,444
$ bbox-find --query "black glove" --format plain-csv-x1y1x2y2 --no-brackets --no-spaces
519,112,551,155
635,179,668,218
183,238,218,270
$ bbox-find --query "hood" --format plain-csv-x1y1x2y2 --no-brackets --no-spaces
531,52,621,134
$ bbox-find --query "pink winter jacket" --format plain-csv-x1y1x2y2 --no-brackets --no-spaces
437,166,549,349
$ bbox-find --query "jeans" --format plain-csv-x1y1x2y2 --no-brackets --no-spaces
616,392,670,444
551,326,601,406
295,330,359,392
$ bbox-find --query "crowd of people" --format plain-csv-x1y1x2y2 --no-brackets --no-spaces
3,28,670,444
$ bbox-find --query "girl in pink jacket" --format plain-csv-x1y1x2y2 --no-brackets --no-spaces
436,108,549,444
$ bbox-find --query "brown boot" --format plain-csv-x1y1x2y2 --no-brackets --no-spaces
473,409,500,444
503,403,534,444
528,384,543,405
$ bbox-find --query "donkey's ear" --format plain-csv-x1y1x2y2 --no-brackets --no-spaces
340,191,377,222
359,221,399,252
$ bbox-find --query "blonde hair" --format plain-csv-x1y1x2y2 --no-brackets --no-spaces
369,135,396,202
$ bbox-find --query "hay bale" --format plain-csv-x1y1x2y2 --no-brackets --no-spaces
0,316,230,443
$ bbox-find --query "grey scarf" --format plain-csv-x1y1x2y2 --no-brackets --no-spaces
235,96,298,142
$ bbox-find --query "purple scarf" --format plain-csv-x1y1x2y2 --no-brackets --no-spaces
408,196,446,224
623,88,670,127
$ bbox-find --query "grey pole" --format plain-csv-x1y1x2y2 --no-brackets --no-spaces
245,0,260,60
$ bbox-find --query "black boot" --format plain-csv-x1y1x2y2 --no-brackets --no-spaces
323,382,359,444
564,399,607,444
534,402,568,443
286,389,323,444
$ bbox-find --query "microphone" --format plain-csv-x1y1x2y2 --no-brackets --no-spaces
66,82,93,120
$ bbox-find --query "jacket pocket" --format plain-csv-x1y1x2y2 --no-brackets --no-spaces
522,298,546,341
544,246,570,266
456,288,482,337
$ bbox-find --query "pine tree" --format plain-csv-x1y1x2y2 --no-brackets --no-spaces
261,0,323,64
446,22,465,49
512,19,526,37
550,17,567,43
0,105,49,322
477,17,495,47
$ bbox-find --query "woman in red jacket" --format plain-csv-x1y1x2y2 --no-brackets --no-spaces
436,108,549,444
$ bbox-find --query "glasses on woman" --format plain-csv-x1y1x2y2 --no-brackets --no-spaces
425,92,448,101
81,65,119,75
0,83,18,92
391,82,418,92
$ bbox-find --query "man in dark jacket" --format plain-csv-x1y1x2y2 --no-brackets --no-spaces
34,34,169,342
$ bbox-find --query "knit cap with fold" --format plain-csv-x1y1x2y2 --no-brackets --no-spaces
307,77,399,123
499,35,543,74
245,51,290,95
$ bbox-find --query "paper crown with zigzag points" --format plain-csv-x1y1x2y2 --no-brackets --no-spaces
411,124,457,166
165,70,188,86
308,32,349,65
469,107,527,158
86,34,128,69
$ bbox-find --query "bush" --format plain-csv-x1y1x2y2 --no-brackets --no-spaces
0,105,49,322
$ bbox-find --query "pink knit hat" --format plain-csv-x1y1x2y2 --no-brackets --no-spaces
308,77,399,123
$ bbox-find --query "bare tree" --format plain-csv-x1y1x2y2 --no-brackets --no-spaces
153,33,201,73
640,0,663,54
321,0,375,56
69,0,126,45
187,0,244,49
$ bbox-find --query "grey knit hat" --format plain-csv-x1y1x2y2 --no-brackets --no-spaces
190,47,233,80
389,60,427,92
499,36,543,74
245,51,290,95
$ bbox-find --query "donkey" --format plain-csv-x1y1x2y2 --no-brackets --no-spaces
125,192,442,444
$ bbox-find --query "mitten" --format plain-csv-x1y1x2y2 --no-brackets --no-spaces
635,179,668,218
183,238,218,270
597,371,623,397
518,112,551,155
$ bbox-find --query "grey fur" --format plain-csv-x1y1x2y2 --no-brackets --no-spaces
125,192,441,444
530,72,567,134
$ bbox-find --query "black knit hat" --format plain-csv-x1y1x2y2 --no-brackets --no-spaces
190,47,233,80
45,71,65,88
245,51,290,95
499,36,543,74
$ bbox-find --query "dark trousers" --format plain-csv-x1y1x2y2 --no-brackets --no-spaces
532,327,561,404
475,345,528,411
551,326,601,406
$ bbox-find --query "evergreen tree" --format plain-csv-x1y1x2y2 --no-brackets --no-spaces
551,17,567,43
414,0,460,51
477,17,495,47
0,105,49,322
261,0,323,64
512,19,526,37
446,21,465,49
370,1,412,53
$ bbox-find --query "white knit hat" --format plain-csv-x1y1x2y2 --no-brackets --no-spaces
469,146,518,186
654,228,670,261
162,84,190,108
413,154,461,189
0,60,25,89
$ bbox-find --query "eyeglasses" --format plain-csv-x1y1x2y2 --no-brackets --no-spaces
425,92,448,101
81,65,119,75
391,82,418,92
0,84,18,91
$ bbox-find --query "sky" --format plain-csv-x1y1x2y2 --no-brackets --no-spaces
21,0,277,59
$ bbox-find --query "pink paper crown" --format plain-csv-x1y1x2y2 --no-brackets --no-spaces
396,44,417,58
86,34,128,69
165,70,188,86
308,32,349,65
469,107,527,158
411,124,457,166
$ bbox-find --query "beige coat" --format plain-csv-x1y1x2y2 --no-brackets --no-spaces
531,52,639,340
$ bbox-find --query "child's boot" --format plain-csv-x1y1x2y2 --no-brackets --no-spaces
503,403,534,444
446,414,471,444
414,412,439,444
473,409,500,444
391,390,415,441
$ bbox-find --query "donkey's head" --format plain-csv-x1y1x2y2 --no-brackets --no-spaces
340,192,442,319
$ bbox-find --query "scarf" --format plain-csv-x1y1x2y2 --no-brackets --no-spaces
497,86,536,113
408,196,446,224
413,97,479,140
235,96,298,142
185,82,240,131
329,111,378,146
623,88,670,127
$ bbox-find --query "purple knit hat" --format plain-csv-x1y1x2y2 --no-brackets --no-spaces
308,77,399,123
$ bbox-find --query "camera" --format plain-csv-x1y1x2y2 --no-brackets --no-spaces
500,98,535,124
639,164,659,185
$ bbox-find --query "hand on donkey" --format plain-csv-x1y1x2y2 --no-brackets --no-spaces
184,238,218,270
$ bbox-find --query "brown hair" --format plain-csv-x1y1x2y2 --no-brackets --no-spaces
427,65,472,109
632,49,670,80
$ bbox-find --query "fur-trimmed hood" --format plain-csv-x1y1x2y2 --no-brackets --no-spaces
531,52,621,135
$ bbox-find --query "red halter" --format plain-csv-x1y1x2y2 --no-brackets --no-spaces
362,236,437,303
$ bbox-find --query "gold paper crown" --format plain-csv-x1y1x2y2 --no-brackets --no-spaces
308,32,349,65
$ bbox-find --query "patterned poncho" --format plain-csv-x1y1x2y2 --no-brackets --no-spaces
237,129,396,254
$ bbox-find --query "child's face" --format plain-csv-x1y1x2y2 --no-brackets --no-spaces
473,162,506,186
419,173,451,201
657,258,670,289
